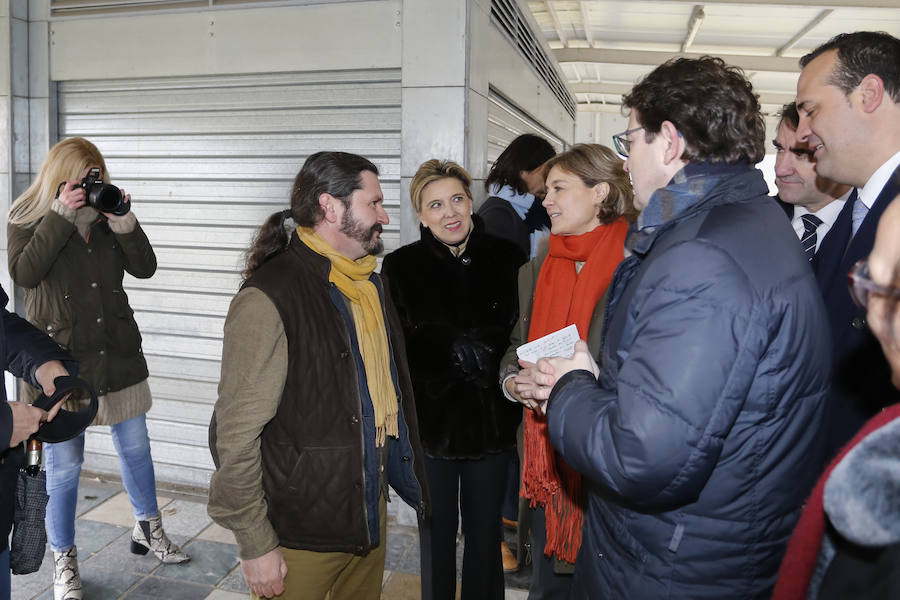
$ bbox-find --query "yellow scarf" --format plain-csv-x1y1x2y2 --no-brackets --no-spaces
298,227,398,446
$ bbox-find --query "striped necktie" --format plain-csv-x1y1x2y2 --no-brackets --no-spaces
801,213,823,261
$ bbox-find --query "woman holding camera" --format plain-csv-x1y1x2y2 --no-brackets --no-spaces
7,137,188,600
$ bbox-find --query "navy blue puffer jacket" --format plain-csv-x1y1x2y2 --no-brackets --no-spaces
547,164,830,599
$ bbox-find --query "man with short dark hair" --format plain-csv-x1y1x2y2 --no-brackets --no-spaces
795,31,900,452
208,152,428,600
773,102,852,260
527,57,830,598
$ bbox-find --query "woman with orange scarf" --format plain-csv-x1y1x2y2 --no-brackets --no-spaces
499,144,636,598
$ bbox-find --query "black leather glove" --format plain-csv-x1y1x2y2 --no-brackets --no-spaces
450,334,495,384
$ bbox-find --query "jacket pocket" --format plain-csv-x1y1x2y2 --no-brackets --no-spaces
596,509,649,572
113,302,143,355
42,319,74,351
266,445,362,542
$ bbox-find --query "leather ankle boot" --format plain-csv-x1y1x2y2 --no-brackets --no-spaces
53,546,83,600
130,514,190,564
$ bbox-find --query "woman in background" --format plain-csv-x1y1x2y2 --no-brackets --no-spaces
480,133,557,261
500,144,636,599
7,138,188,600
383,159,524,600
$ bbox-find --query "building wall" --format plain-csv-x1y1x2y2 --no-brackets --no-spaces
1,0,574,490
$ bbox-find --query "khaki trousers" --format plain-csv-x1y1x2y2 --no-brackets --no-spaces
252,496,387,600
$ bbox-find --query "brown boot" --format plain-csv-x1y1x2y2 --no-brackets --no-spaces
501,541,519,573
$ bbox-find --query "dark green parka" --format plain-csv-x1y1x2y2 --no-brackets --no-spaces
7,208,155,418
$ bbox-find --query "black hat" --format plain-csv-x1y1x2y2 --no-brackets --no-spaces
32,376,98,443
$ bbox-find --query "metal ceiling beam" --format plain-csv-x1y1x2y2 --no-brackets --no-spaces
681,5,705,53
571,81,796,105
776,9,833,57
580,0,594,49
575,102,786,115
555,48,800,72
617,0,897,7
544,0,568,48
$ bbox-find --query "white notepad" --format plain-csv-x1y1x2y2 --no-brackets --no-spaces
515,324,580,364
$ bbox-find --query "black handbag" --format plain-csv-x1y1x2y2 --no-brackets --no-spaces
9,377,97,575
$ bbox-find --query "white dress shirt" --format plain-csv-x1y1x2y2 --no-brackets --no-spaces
858,150,900,212
791,188,853,253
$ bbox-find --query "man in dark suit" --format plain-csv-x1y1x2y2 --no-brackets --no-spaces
796,31,900,453
773,102,852,261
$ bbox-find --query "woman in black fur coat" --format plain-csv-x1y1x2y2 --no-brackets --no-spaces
382,159,525,600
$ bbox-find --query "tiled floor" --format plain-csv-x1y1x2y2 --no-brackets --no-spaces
11,477,531,600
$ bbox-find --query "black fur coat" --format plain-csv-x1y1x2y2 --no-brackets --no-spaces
382,217,524,459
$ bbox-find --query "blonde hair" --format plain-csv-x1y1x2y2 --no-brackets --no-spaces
9,137,109,228
543,144,638,224
409,159,472,213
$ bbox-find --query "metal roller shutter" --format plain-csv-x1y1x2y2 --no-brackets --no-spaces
56,68,401,488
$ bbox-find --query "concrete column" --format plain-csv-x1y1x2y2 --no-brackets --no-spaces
0,0,51,399
399,0,470,246
0,0,50,297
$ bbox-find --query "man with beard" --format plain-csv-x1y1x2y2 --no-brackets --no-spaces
208,151,428,600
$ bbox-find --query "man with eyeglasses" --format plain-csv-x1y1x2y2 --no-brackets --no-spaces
774,194,900,600
772,102,852,261
522,57,830,599
794,31,900,454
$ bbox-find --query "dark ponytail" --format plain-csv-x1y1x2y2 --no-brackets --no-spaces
242,152,379,281
242,209,294,281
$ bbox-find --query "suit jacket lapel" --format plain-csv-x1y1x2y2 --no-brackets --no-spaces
843,165,900,273
813,190,854,293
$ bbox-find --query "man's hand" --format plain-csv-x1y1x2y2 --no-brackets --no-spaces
531,341,599,404
34,360,71,420
8,402,51,447
241,548,288,599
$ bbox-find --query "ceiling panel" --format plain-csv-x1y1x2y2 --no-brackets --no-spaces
527,0,900,114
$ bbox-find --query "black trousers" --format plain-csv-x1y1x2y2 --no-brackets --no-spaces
528,505,574,600
419,451,511,600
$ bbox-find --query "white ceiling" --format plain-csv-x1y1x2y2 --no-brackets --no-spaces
525,0,900,114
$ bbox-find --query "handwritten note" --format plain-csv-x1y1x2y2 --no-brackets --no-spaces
516,324,581,364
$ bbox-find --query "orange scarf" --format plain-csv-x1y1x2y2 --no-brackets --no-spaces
522,218,628,563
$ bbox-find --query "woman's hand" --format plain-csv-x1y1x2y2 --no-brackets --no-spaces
57,181,86,211
506,360,544,412
103,189,132,223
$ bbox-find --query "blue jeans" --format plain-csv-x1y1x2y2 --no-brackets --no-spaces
45,414,159,552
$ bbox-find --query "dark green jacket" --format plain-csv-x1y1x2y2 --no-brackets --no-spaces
8,210,156,409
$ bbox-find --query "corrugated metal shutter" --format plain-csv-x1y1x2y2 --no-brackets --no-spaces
487,87,566,170
56,69,401,488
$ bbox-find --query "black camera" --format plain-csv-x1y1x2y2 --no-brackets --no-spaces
65,167,130,216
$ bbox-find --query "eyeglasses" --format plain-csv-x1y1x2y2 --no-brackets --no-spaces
848,258,900,308
613,126,645,158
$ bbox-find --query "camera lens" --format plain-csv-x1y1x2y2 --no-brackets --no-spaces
89,184,124,213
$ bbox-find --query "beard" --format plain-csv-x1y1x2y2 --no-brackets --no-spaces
340,206,384,255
